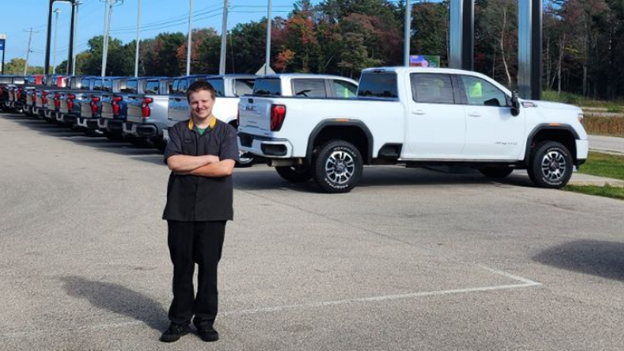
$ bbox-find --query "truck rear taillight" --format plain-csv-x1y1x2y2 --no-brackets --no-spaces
112,96,122,115
270,104,286,131
141,97,153,118
67,94,76,110
32,91,38,103
17,88,23,101
90,96,100,115
42,91,48,104
54,93,61,108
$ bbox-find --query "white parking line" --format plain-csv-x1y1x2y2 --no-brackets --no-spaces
0,266,540,339
222,267,541,317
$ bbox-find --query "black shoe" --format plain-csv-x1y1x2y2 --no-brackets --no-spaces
196,325,219,342
160,323,191,343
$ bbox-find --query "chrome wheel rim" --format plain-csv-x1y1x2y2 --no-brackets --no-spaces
325,151,355,184
541,150,567,182
238,150,253,164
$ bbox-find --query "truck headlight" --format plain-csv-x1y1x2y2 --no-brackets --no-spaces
578,113,584,125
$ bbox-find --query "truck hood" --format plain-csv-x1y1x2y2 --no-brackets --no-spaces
523,100,582,112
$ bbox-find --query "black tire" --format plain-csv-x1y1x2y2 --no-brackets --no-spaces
275,165,313,183
236,151,255,168
312,140,363,193
479,167,514,179
528,141,573,189
103,131,124,141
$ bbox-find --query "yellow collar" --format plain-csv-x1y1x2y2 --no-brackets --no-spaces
188,116,217,131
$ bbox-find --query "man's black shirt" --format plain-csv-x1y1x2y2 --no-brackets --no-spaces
163,118,239,221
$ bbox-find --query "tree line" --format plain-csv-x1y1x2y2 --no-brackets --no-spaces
6,0,624,100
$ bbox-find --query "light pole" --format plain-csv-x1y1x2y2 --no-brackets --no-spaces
52,8,61,74
265,0,272,75
219,0,229,75
186,0,193,75
72,1,81,75
134,0,142,77
404,0,411,66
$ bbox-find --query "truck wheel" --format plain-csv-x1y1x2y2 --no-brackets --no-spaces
236,151,255,168
479,167,514,179
528,141,573,189
276,165,313,183
313,140,363,193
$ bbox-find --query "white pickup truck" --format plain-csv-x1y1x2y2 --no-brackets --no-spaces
238,67,589,193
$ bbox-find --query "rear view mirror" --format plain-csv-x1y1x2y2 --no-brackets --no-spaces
510,91,520,116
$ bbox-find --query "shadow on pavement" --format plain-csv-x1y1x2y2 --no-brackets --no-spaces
60,276,168,331
232,166,534,193
533,240,624,282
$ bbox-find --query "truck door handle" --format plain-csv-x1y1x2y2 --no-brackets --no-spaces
467,112,482,117
175,98,181,102
411,109,426,115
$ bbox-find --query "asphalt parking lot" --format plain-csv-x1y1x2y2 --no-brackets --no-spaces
1,112,624,351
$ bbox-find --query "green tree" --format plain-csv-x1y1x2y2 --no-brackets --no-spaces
142,32,186,76
3,58,27,74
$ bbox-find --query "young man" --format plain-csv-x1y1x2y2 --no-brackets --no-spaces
160,80,239,343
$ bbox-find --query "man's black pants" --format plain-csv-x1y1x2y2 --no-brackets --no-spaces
167,220,226,327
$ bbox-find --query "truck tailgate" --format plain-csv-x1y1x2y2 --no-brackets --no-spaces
238,97,274,132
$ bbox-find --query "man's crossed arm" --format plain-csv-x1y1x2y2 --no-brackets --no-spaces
167,155,235,177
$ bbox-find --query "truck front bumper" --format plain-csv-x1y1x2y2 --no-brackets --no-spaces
238,132,293,158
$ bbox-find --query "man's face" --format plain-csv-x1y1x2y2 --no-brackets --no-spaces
188,89,215,121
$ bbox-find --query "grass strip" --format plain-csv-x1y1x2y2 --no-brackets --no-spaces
564,185,624,200
577,152,624,181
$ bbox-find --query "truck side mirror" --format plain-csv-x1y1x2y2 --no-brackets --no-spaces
510,91,520,116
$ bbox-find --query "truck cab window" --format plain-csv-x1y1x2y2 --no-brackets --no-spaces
460,76,507,107
145,81,159,94
357,73,398,99
253,79,281,96
333,80,357,98
207,79,225,97
411,73,454,104
234,79,255,97
292,79,327,98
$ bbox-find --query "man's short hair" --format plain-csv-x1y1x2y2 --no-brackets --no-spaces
186,80,216,102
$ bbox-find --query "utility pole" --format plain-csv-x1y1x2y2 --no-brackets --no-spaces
134,0,142,77
186,0,193,75
265,0,272,75
219,0,229,75
404,0,411,66
23,28,38,75
101,0,122,77
52,8,61,74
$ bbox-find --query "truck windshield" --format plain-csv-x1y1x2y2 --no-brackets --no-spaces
253,79,281,96
357,72,398,99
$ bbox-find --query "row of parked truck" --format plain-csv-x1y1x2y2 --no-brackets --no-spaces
0,72,358,166
2,67,589,193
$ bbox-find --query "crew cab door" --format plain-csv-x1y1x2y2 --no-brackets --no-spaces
458,75,524,160
405,73,465,159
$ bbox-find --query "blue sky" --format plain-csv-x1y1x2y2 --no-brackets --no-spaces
1,0,302,67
